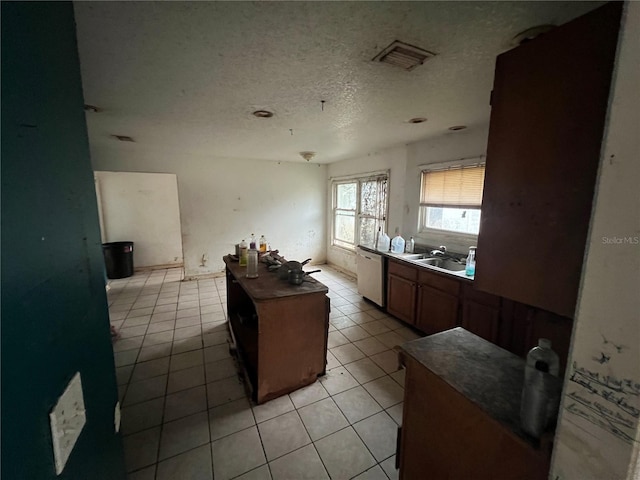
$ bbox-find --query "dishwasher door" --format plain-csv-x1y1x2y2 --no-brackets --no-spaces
356,247,384,307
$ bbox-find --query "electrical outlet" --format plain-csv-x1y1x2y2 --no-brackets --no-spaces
49,372,86,475
114,401,121,433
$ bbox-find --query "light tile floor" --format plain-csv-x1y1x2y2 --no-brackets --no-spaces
109,265,423,480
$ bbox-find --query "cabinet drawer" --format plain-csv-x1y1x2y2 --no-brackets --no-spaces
389,260,418,282
418,270,460,295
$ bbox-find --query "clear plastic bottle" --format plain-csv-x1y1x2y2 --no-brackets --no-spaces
246,249,259,278
465,246,476,276
249,233,257,250
406,236,415,253
239,239,248,266
259,235,267,253
520,339,560,438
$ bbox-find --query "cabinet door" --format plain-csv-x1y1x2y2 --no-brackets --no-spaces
462,300,500,344
387,274,416,324
501,300,573,375
416,284,458,335
475,2,622,318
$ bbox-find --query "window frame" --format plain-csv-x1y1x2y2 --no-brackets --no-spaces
418,158,485,237
330,171,389,252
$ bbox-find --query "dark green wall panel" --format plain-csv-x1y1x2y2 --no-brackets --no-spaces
1,2,126,479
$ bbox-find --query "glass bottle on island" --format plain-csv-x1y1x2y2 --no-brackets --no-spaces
239,239,248,266
246,248,259,278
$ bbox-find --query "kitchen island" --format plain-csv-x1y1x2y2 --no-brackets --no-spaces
397,327,551,479
223,255,330,404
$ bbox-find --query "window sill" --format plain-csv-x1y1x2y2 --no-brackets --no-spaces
330,244,356,255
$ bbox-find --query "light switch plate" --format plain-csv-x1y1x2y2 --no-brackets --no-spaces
49,372,86,475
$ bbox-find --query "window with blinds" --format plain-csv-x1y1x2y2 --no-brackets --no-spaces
419,164,485,235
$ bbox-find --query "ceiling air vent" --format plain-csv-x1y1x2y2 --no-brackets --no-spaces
372,40,436,71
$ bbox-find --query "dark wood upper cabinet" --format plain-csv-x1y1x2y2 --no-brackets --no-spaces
475,2,623,318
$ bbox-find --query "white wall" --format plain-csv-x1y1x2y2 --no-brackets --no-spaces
91,145,327,277
551,2,640,479
95,171,183,269
326,145,407,273
326,127,490,275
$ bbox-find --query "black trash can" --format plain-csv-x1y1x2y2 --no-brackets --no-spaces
102,241,134,279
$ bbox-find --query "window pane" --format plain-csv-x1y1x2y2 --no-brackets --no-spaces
336,183,357,210
335,212,355,245
359,217,377,246
424,206,481,234
360,181,379,216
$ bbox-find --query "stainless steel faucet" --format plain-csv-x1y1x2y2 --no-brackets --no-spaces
430,245,447,256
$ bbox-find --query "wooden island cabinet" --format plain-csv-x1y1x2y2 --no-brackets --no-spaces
224,256,329,404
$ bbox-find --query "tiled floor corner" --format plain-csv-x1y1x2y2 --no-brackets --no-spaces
109,265,419,479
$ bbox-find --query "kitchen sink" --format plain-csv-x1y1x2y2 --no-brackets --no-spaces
398,253,430,260
415,257,466,272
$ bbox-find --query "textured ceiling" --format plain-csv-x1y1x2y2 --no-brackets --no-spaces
74,1,601,164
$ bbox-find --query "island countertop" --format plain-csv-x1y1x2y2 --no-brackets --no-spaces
223,255,328,301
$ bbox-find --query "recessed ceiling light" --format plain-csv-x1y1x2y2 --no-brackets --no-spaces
448,125,467,131
110,134,135,142
84,104,101,113
252,110,274,118
408,117,427,124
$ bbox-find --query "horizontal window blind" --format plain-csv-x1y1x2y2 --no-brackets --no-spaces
420,165,485,208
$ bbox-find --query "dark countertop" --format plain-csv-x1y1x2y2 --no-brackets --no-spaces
358,244,473,281
400,327,537,447
224,255,328,301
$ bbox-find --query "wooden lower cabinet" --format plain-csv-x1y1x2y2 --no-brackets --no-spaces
416,284,458,335
387,273,416,325
385,259,572,371
461,284,501,344
502,299,573,375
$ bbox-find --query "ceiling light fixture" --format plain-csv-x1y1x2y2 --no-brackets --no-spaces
373,40,436,71
408,117,427,124
300,151,316,162
448,125,467,131
252,110,274,118
110,134,135,142
511,25,555,46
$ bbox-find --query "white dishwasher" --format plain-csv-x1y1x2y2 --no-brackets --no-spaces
356,247,384,307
